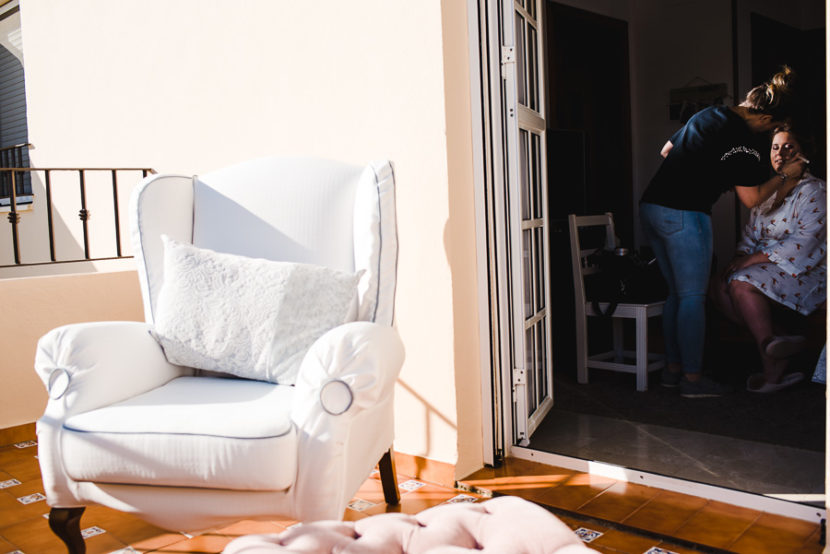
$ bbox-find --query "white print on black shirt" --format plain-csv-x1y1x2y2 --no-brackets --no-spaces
720,146,760,162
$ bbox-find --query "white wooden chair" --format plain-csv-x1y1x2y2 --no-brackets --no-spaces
568,213,665,391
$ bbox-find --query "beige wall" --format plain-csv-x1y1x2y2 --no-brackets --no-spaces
0,270,144,427
440,0,482,480
16,0,483,475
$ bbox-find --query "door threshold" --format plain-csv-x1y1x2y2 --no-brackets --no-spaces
510,445,826,523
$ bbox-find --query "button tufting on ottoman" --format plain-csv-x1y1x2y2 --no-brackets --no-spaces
223,496,597,553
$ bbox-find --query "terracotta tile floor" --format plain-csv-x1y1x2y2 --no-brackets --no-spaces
0,431,823,553
460,457,825,553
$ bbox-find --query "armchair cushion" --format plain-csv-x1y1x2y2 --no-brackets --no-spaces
153,236,360,384
61,376,297,491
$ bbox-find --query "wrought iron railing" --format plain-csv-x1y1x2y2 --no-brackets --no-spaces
1,167,155,268
0,143,32,199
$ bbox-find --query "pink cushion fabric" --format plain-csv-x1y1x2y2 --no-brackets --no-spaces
224,496,597,553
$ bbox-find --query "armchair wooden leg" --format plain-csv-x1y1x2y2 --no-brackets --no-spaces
48,507,86,554
378,448,400,505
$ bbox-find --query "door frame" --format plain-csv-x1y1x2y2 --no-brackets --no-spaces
466,0,827,524
468,0,553,464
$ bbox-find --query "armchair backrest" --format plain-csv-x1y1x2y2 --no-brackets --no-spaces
131,157,397,326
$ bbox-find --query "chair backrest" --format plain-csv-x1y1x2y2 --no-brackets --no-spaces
568,212,617,307
132,157,397,326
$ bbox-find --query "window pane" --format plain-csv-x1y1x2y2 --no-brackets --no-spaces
515,13,526,107
523,229,532,318
535,226,545,312
532,133,543,219
529,132,538,219
525,327,537,415
520,129,530,219
528,25,538,111
538,324,548,399
534,325,542,405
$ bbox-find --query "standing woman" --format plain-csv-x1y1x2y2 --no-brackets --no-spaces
640,67,807,398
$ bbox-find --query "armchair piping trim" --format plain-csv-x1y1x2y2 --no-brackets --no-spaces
47,368,71,400
134,184,155,322
370,161,397,323
370,165,383,323
319,378,354,415
60,426,295,441
131,174,195,324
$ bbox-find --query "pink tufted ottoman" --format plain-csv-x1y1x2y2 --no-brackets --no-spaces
223,496,597,553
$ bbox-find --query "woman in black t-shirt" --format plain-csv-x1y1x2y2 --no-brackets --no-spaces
639,67,807,398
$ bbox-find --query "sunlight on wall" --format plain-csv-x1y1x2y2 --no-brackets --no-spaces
15,0,483,473
0,270,144,427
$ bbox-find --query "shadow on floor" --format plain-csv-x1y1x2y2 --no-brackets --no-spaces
553,308,826,452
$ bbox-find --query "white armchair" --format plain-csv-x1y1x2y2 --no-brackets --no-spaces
33,157,404,553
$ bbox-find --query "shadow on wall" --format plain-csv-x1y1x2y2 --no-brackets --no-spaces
396,378,458,478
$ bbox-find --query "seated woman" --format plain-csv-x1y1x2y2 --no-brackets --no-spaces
711,124,826,392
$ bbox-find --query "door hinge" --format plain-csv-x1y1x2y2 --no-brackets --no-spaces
501,45,515,65
494,448,505,465
500,45,515,78
512,367,526,387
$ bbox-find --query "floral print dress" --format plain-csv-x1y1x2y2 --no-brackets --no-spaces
729,174,826,315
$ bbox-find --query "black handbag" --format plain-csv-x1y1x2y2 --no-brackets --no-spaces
584,247,667,316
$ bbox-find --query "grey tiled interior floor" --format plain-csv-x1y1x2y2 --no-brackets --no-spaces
531,408,824,502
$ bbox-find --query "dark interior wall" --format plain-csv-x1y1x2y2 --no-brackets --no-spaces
545,2,633,372
750,13,826,179
628,0,736,267
545,3,633,244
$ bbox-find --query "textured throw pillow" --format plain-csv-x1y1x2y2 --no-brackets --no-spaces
152,236,361,384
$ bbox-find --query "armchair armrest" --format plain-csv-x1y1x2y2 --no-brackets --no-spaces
292,321,404,423
35,321,187,419
290,321,404,521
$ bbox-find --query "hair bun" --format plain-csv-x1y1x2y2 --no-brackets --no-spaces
741,65,797,118
769,65,795,91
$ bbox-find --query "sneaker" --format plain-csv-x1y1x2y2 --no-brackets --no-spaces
679,376,733,398
661,368,682,388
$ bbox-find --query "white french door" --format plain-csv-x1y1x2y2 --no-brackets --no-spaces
484,0,552,447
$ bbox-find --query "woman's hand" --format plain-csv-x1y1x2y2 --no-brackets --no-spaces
736,157,806,209
723,252,770,278
778,154,809,182
723,255,747,278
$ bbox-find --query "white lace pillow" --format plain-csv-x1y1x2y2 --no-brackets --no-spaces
152,236,361,384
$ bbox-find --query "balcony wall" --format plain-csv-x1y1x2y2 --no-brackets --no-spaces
0,267,143,427
16,0,483,478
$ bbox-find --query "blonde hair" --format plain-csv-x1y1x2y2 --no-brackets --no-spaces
741,66,796,120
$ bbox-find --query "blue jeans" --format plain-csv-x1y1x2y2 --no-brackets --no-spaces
640,203,712,375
